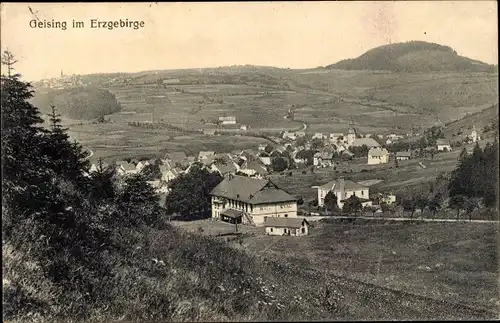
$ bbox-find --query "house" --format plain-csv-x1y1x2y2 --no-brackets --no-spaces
436,139,452,152
351,137,381,148
218,116,236,125
239,161,269,178
240,149,258,162
210,175,298,226
282,131,296,140
136,160,151,173
367,147,389,165
259,153,272,166
295,131,306,137
115,161,138,176
395,151,412,161
313,151,335,167
312,133,324,140
378,193,397,205
316,177,372,209
329,133,344,142
160,161,182,182
163,151,190,168
264,217,309,236
213,153,234,164
240,125,248,131
89,161,109,173
258,144,267,151
198,151,215,160
340,149,354,160
211,162,239,176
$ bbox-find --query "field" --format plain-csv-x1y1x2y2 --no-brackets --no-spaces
67,121,270,163
236,220,499,314
35,66,497,162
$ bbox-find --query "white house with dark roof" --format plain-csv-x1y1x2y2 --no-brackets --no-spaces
396,151,412,161
116,161,138,176
210,175,298,226
316,177,372,209
264,217,309,236
218,116,236,125
367,147,389,165
436,139,452,152
313,151,335,167
159,161,182,183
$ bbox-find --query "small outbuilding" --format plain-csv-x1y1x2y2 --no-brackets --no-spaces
264,217,309,236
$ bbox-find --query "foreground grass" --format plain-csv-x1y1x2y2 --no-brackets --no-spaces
240,219,500,314
4,220,497,322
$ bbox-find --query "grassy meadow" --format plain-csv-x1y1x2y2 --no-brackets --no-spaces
236,219,499,314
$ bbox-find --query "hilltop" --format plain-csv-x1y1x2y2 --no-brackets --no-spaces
327,41,497,73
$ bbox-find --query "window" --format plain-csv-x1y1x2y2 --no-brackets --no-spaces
270,228,273,232
284,214,288,218
301,228,305,234
361,190,364,196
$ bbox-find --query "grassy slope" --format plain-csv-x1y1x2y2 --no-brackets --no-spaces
6,222,496,322
443,104,499,139
239,220,500,314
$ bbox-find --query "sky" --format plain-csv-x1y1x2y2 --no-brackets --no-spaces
1,1,498,81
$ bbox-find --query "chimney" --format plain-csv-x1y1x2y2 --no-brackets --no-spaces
338,177,345,201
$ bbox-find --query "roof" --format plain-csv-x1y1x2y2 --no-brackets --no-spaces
221,209,244,219
341,150,354,156
264,217,308,228
214,163,238,175
199,151,215,159
396,151,412,157
318,179,367,191
165,151,188,162
210,175,296,204
314,151,334,160
352,138,381,148
246,161,268,175
116,161,136,171
368,147,389,157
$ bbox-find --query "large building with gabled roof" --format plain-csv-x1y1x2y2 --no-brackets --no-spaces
316,177,372,209
210,174,298,226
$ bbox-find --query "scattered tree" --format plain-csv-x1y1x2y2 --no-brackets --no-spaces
426,197,441,219
449,194,467,221
323,191,338,213
343,195,362,216
164,165,223,219
271,157,288,172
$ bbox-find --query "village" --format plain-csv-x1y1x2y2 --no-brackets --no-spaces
87,118,484,237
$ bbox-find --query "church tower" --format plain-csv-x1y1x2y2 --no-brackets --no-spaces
471,125,478,143
347,120,356,147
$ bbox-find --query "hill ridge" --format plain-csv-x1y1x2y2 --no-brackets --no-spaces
327,41,497,73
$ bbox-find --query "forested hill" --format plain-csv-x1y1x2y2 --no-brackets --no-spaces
30,86,121,120
327,41,497,73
